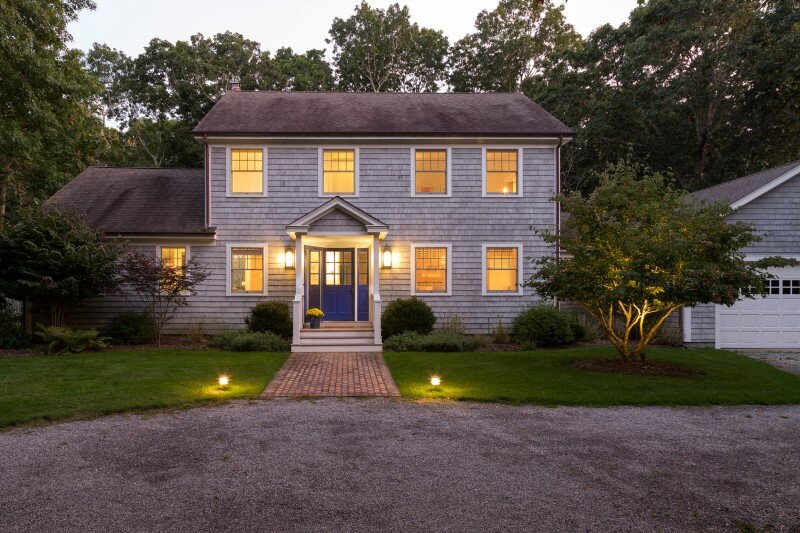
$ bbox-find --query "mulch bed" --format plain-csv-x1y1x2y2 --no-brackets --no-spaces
572,358,704,377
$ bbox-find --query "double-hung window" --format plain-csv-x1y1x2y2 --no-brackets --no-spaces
483,244,523,295
160,246,187,292
413,149,448,195
412,244,451,295
229,148,266,195
228,246,266,294
321,149,357,195
484,149,521,196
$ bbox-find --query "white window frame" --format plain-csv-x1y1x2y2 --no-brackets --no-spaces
410,243,452,296
226,146,268,198
319,147,360,198
156,244,191,265
482,147,523,198
482,243,524,296
226,243,268,296
410,147,452,198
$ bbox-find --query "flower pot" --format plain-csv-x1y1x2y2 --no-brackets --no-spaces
309,317,321,329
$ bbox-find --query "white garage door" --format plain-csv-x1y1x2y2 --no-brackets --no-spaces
718,267,800,349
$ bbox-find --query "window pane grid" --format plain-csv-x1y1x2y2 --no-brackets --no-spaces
231,248,264,293
161,247,186,271
231,149,263,194
415,247,447,293
486,150,518,194
415,149,447,194
486,247,519,292
782,279,800,295
324,250,352,286
323,150,355,194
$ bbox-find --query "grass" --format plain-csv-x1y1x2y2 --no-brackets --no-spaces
0,349,288,429
384,347,800,406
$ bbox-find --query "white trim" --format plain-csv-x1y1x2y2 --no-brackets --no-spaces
682,307,692,343
410,243,453,296
481,243,525,296
714,304,721,349
318,147,360,198
203,137,571,146
744,253,800,261
730,164,800,210
410,147,452,198
225,146,268,198
226,243,268,296
481,147,524,198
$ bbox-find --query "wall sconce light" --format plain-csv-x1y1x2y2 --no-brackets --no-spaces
382,246,393,268
284,246,295,269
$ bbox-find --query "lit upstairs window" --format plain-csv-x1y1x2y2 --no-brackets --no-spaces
231,148,263,194
486,150,518,195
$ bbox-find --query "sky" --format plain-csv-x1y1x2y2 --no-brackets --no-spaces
67,0,639,57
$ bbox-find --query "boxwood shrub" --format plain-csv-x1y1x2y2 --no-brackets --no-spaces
512,305,576,347
246,301,292,339
381,297,436,340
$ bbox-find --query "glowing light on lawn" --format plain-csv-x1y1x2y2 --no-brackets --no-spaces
430,376,441,387
218,375,230,387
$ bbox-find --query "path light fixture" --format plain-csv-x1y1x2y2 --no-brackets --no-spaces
382,246,393,268
218,375,230,388
284,246,295,269
430,376,442,387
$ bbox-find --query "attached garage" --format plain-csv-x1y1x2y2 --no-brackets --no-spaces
716,267,800,349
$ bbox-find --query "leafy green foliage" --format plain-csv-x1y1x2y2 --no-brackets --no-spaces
246,301,293,339
381,297,436,339
512,306,576,347
0,207,124,325
328,1,449,91
0,0,104,219
0,299,28,349
104,312,155,345
529,160,795,361
210,330,291,352
35,323,108,355
383,330,479,352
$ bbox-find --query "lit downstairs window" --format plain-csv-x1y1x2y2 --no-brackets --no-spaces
161,246,186,272
230,148,264,194
415,246,448,293
322,149,356,195
231,248,264,293
486,149,518,195
485,246,520,293
415,149,447,195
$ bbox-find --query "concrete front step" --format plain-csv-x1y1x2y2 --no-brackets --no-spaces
299,330,374,339
291,344,384,353
296,336,378,346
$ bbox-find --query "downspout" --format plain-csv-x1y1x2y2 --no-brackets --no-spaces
203,134,210,229
554,135,564,310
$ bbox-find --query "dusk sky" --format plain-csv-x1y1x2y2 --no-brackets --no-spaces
67,0,640,56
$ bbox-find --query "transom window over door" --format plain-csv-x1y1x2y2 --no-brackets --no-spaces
230,148,264,194
322,149,356,195
230,247,264,293
414,149,448,195
485,149,519,195
414,246,449,293
484,245,521,294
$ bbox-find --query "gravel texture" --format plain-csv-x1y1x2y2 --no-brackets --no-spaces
739,351,800,376
1,400,799,532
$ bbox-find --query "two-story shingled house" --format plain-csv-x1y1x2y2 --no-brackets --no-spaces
46,91,573,352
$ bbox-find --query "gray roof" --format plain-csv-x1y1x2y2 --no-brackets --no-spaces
692,160,800,205
45,167,209,235
193,91,573,137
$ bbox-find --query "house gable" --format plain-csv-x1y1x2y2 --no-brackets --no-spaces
286,196,389,238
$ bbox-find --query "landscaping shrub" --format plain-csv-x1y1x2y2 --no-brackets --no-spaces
489,320,511,344
246,301,292,339
383,330,478,352
512,306,575,347
0,299,28,349
381,297,436,339
439,313,467,335
104,312,155,345
35,324,108,355
211,329,290,352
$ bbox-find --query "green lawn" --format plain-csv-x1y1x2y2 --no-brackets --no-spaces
384,347,800,406
0,349,288,429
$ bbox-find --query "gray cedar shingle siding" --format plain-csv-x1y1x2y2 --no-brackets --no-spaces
70,145,556,334
309,208,367,233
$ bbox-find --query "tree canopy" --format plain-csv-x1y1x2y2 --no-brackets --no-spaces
527,161,795,362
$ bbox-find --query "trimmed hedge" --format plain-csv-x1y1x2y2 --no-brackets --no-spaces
381,297,436,340
512,306,576,347
246,301,292,339
211,330,290,352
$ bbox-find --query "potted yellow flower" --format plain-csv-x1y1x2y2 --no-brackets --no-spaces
305,308,324,329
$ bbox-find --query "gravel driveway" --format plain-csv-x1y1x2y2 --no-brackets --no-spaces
1,400,799,532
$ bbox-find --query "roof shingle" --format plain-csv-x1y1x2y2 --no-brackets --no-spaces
193,91,573,137
692,160,800,205
44,167,208,235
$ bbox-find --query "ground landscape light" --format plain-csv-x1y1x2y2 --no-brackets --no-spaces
218,375,230,387
430,376,442,387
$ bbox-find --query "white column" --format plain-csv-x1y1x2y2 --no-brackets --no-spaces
292,234,304,346
372,234,382,345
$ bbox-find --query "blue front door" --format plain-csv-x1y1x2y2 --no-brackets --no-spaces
322,249,355,321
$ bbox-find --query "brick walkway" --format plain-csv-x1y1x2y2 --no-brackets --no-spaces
261,352,401,398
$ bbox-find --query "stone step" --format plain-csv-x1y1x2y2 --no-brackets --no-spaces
291,344,384,353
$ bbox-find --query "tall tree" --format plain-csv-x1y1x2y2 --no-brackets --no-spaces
0,0,104,221
449,0,580,92
327,2,449,92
